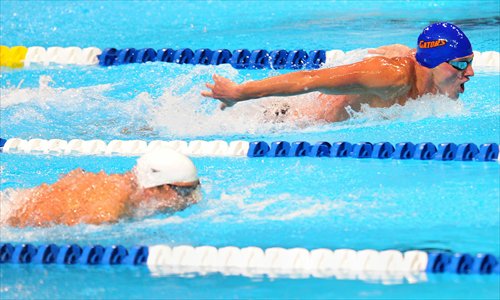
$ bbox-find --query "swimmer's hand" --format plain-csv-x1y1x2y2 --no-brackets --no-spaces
368,44,413,58
201,74,241,110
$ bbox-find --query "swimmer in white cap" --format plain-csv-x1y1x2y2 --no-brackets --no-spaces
4,148,200,227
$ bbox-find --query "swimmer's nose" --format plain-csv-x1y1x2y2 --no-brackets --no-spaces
464,63,474,77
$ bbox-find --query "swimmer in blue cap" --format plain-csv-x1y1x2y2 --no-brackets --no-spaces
202,22,474,123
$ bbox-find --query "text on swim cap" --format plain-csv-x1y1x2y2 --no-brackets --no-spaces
419,39,447,49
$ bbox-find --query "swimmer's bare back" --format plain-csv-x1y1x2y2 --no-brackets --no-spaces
7,169,133,227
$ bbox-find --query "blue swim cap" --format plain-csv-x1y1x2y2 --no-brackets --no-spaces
416,22,472,68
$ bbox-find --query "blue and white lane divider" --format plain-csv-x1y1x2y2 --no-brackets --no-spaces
1,138,499,162
13,46,500,71
1,243,498,276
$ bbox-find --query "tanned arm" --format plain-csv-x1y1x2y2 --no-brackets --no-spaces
201,56,412,109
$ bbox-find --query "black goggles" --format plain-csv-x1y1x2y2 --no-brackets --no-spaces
448,58,473,71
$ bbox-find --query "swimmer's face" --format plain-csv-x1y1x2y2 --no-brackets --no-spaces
141,184,178,201
137,181,201,211
433,54,474,99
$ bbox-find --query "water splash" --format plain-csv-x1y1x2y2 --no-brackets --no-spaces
0,189,20,225
127,182,348,227
348,94,468,122
0,70,474,139
0,75,114,109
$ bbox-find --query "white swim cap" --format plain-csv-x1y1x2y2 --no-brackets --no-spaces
134,148,198,189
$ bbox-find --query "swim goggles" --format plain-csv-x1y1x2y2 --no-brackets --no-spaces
448,58,473,71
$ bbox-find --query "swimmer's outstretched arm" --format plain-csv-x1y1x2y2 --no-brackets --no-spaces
201,56,411,109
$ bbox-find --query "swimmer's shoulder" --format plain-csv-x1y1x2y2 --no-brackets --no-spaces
361,56,415,86
364,55,415,68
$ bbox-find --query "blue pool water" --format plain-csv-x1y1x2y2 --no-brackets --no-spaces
1,1,500,299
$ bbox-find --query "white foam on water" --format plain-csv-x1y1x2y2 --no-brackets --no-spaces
297,93,470,134
146,88,470,138
144,66,318,137
125,182,350,230
0,75,114,109
0,189,20,225
348,94,468,122
1,66,476,139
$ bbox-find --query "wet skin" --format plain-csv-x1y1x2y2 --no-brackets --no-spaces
201,48,474,123
6,169,199,227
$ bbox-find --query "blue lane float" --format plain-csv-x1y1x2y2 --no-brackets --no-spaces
309,142,331,157
0,243,14,262
476,143,499,161
33,244,59,264
122,246,149,265
98,48,118,66
350,142,373,158
97,47,327,69
0,243,498,275
435,143,458,161
372,142,394,159
268,50,289,69
192,48,213,65
230,49,251,69
12,244,37,264
393,142,415,159
330,142,352,157
455,143,479,161
247,141,270,157
56,244,82,264
116,48,136,65
286,50,308,69
267,141,291,157
289,141,311,157
247,141,499,162
0,137,7,150
210,49,232,65
156,48,175,62
78,245,105,265
1,243,148,265
425,252,499,274
307,50,327,69
173,48,194,64
249,50,269,69
414,142,437,160
136,48,157,63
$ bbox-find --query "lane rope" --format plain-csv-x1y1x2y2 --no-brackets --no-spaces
1,138,498,162
1,243,498,277
1,45,498,70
